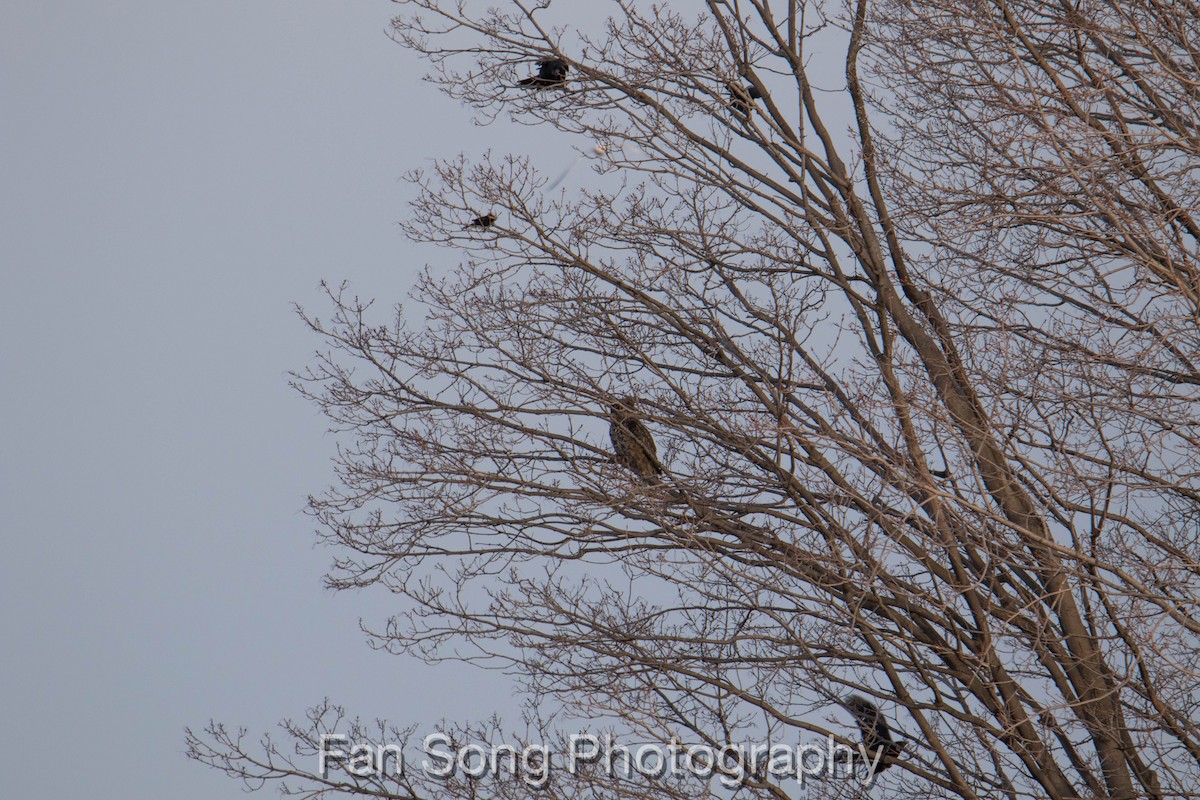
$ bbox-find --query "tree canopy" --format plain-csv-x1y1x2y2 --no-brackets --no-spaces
189,1,1200,798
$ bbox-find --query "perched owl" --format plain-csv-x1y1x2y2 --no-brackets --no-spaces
608,397,663,484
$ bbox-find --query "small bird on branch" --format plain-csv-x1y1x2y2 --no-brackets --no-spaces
836,695,908,776
519,58,570,90
727,81,762,120
465,212,497,229
608,396,663,484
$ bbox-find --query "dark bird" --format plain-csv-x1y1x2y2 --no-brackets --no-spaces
466,212,497,229
839,695,907,775
727,81,762,120
608,397,663,484
519,58,570,90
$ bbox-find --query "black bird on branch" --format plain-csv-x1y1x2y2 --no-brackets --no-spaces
465,212,497,229
519,58,570,90
608,397,663,484
727,81,762,120
837,695,907,776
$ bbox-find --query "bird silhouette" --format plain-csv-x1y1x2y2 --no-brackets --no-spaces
727,81,762,120
608,397,663,484
519,58,570,90
466,212,497,229
838,695,907,775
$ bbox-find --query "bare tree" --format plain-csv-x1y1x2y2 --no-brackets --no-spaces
188,1,1200,799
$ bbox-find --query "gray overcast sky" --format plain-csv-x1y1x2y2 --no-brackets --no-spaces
1,2,569,797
